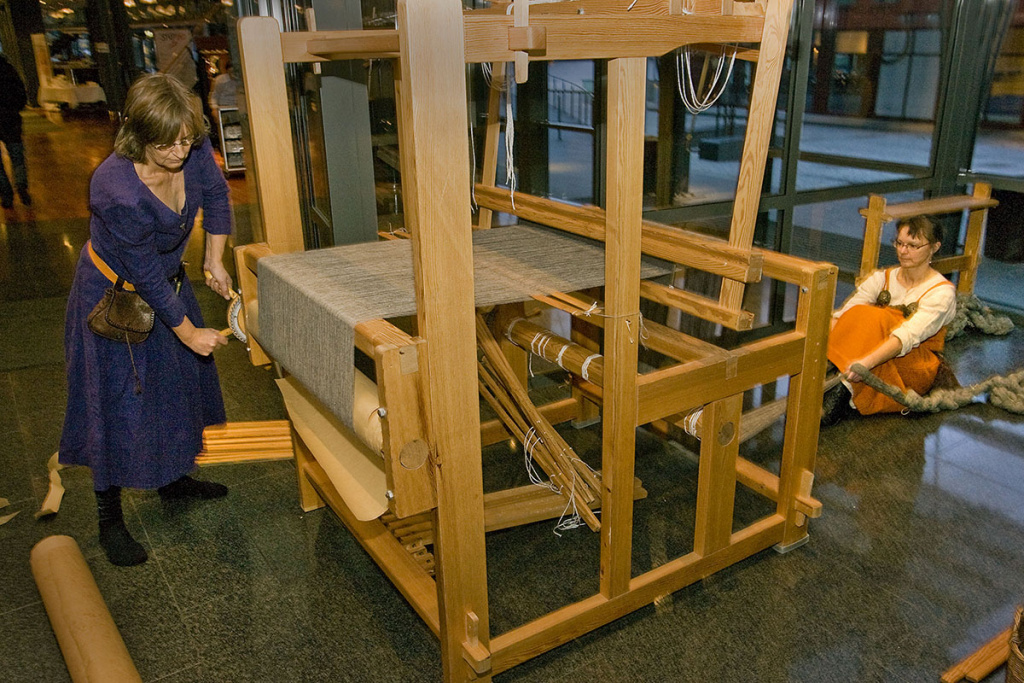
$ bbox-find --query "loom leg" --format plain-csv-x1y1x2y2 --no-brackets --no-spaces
292,428,325,512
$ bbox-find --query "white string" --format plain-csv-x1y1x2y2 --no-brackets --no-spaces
523,427,560,493
505,64,517,211
676,44,736,115
580,353,599,382
504,0,565,13
555,344,568,369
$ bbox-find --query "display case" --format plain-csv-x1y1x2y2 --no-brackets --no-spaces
217,108,245,173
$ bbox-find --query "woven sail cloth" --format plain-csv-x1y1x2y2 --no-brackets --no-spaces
258,224,672,429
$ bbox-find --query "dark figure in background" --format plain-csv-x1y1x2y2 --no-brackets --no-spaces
60,73,233,566
0,53,30,208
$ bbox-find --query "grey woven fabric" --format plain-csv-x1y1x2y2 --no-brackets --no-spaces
258,224,671,428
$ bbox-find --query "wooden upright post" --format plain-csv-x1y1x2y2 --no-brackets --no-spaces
776,264,836,550
237,17,305,255
476,63,504,231
693,394,743,556
859,194,887,284
959,182,992,295
395,2,491,680
599,57,646,599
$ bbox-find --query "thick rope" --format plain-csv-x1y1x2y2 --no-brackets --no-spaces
851,363,1024,415
945,293,1014,340
847,296,1019,413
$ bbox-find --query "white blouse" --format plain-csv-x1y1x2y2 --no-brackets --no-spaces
833,268,957,357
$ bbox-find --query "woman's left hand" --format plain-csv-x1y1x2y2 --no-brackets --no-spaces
204,262,233,300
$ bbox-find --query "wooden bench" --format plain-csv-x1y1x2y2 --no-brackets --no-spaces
858,183,999,294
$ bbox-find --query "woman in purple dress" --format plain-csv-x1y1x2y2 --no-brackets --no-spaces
61,74,233,566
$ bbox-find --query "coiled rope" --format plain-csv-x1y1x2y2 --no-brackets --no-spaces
850,295,1019,413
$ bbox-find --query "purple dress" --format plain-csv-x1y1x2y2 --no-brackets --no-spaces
60,139,231,490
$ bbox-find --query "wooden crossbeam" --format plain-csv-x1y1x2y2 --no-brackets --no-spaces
473,185,763,282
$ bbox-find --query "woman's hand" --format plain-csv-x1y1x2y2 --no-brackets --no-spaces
844,360,868,383
185,327,229,356
173,317,228,356
204,262,233,300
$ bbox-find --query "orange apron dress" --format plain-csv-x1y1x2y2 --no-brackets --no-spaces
827,270,954,415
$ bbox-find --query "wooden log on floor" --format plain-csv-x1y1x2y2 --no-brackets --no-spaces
940,625,1012,683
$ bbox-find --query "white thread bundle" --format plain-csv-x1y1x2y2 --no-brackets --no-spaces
676,45,736,115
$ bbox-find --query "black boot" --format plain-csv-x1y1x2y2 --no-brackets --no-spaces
821,382,855,427
158,475,228,501
96,487,148,566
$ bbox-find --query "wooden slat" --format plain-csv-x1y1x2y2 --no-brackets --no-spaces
462,14,764,62
598,56,646,600
931,254,973,277
958,183,993,295
859,194,999,222
476,63,505,230
639,280,754,331
480,397,578,447
385,478,648,546
735,457,821,519
473,185,763,282
376,339,436,518
859,194,887,282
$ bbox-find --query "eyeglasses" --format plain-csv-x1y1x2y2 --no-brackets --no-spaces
152,136,200,152
892,239,931,252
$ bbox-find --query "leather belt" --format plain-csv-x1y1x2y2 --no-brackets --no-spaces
87,240,185,292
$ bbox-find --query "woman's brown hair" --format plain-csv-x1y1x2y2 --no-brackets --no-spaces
114,73,209,162
898,215,943,246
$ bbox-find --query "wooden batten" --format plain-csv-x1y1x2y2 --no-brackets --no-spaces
282,30,401,63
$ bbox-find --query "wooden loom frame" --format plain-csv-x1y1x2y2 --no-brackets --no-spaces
235,2,838,680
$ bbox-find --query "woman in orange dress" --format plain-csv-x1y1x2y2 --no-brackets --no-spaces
822,216,957,425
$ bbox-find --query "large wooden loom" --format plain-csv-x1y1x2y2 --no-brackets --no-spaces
234,1,838,680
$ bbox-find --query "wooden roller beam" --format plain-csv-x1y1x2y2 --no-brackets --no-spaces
504,317,605,386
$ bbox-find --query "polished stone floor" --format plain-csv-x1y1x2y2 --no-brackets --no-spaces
1,111,1023,682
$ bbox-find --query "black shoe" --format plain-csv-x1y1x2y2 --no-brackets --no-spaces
821,382,855,427
158,475,228,501
96,487,148,566
0,197,11,209
99,521,148,566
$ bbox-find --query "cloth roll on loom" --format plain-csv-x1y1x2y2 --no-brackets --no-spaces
30,535,143,683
